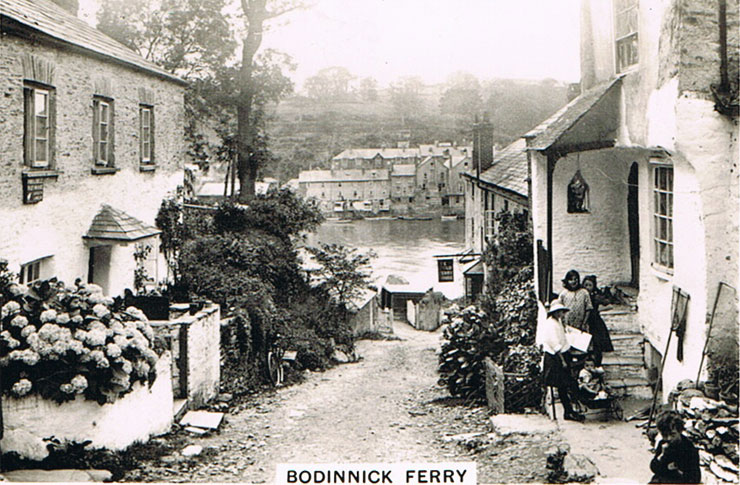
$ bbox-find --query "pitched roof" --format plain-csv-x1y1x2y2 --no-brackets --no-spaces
524,77,621,152
445,155,470,170
419,144,472,158
333,148,420,160
84,205,160,242
471,138,529,199
298,169,390,182
0,0,185,85
391,164,416,176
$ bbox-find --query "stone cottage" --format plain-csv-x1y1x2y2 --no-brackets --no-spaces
0,0,187,297
528,0,738,398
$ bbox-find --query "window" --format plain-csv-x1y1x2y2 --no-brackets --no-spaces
23,83,55,168
93,96,114,167
615,0,639,72
139,105,154,166
653,163,673,269
484,209,496,243
20,257,51,285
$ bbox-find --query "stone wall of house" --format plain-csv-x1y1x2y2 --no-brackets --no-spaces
550,150,632,289
0,34,185,294
349,297,377,336
0,351,173,461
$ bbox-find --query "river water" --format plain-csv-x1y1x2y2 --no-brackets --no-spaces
306,218,466,299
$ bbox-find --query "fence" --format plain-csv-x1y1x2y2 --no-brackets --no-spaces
485,358,545,414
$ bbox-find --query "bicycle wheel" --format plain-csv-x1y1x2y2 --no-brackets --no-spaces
611,399,624,421
267,351,281,386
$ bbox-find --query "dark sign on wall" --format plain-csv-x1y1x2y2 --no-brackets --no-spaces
437,258,454,282
23,177,44,204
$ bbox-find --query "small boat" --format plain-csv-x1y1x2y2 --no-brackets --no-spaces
440,215,458,221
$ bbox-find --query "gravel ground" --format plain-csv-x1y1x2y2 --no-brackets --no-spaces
122,321,561,484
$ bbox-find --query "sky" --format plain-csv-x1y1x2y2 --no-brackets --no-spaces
78,0,581,89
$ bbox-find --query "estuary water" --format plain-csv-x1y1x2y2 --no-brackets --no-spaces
306,218,466,299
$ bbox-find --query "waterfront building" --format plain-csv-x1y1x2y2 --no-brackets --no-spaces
298,169,390,213
0,0,187,296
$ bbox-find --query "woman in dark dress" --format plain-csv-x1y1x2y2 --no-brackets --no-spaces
582,275,614,367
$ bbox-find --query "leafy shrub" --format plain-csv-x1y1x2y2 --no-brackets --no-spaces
0,277,160,404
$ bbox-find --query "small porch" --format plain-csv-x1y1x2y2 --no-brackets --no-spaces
527,78,656,398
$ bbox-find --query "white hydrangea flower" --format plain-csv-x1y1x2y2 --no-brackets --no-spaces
26,332,41,348
143,348,158,366
20,325,36,338
120,358,133,375
92,304,110,319
88,320,107,332
71,374,88,393
52,340,69,355
55,313,71,325
60,383,75,394
11,378,32,397
38,323,62,342
71,315,84,325
87,293,106,305
7,336,20,349
110,320,125,335
69,340,85,355
10,315,29,328
133,361,151,377
105,343,122,359
125,307,148,322
85,329,107,347
1,301,21,319
7,283,25,297
39,309,58,323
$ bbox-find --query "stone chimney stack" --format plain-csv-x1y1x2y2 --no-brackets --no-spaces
473,112,494,177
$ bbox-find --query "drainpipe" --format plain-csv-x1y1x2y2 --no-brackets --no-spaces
546,152,556,301
719,0,728,92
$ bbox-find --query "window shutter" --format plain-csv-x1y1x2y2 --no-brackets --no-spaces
150,108,155,164
108,101,115,166
48,89,56,169
139,106,143,164
92,99,99,163
23,87,33,166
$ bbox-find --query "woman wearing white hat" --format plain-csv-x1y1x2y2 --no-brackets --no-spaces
538,300,585,422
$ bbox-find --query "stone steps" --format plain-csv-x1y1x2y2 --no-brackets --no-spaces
598,305,652,398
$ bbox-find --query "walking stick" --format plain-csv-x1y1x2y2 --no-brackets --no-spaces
696,282,725,386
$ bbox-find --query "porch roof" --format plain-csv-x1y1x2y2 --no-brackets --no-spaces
525,77,622,155
83,205,160,242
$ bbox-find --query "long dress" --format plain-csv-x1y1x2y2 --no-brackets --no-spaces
558,288,592,332
588,291,614,353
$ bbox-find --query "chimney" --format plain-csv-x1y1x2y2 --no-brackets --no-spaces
473,112,494,176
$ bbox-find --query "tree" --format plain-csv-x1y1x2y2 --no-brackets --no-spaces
97,0,236,79
439,71,482,117
389,76,425,126
306,244,374,316
236,0,308,202
304,66,355,101
358,77,378,102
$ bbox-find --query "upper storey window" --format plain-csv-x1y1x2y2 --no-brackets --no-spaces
615,0,639,72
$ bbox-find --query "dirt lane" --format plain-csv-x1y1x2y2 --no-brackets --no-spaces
125,322,557,484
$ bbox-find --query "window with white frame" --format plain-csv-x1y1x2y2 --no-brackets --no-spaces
23,83,55,168
93,96,114,166
653,163,673,269
19,256,51,285
139,105,154,165
484,209,496,243
614,0,639,72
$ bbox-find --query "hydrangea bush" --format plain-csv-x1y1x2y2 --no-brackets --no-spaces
0,272,161,404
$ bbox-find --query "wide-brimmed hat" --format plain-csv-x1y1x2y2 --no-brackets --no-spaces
547,300,570,315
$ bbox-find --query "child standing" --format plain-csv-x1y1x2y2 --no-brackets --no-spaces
649,411,701,483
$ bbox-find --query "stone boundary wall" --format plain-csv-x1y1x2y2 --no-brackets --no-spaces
0,351,173,461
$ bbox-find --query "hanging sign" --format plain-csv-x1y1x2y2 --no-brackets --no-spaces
437,258,454,282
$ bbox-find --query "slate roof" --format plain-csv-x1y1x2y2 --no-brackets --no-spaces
445,155,470,170
84,205,160,242
333,148,420,160
524,77,621,151
0,0,185,85
391,164,416,177
298,169,390,182
419,144,471,158
475,138,529,198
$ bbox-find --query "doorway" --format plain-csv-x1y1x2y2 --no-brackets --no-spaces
627,162,640,288
88,245,112,294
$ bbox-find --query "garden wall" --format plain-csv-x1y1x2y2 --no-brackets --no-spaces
0,351,173,461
